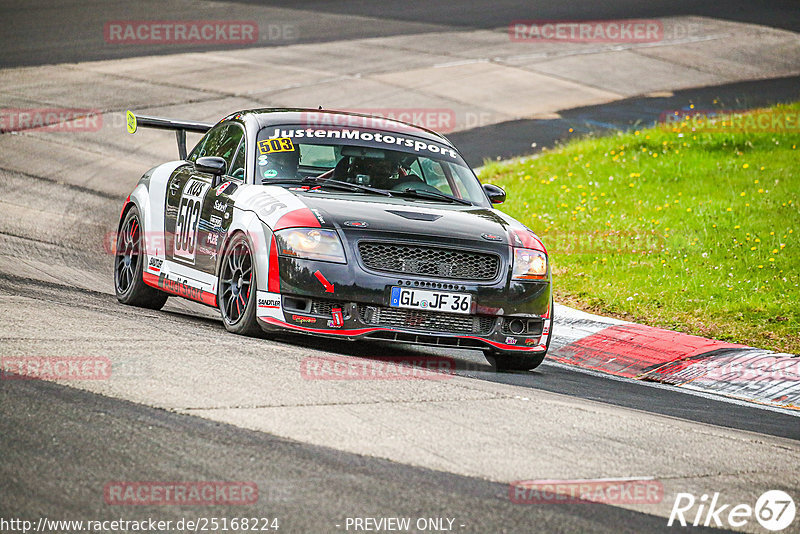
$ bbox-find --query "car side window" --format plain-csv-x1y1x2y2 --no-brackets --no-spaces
229,139,246,180
188,125,222,163
188,123,245,178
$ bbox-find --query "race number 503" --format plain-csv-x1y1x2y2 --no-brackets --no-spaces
258,137,294,154
174,178,209,263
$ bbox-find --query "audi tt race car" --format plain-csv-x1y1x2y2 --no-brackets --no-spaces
115,108,552,370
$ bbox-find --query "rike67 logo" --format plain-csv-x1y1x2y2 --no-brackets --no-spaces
669,490,795,531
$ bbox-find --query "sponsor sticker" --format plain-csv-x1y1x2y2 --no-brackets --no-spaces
505,337,518,345
258,298,281,309
125,110,137,133
256,291,283,320
216,181,233,196
310,208,325,224
147,256,163,272
264,127,459,159
327,307,344,328
158,274,204,301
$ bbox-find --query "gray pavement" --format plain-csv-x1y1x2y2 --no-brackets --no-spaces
1,2,799,532
2,376,726,534
2,0,800,67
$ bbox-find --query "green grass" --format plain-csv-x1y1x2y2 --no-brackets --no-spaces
479,103,800,353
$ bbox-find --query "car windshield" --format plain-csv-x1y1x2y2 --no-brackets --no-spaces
255,124,488,206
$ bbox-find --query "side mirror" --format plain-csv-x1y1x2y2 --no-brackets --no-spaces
483,184,506,204
195,156,227,176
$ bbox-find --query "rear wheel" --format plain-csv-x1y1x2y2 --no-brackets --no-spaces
218,233,261,336
114,206,168,309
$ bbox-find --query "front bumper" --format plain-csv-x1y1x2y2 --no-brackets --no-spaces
256,232,552,353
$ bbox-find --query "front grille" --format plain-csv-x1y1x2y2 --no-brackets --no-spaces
358,242,499,281
358,305,495,335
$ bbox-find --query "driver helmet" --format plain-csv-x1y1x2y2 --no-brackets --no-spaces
352,154,407,186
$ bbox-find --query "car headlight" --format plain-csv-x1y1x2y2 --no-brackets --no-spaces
512,248,548,280
275,228,346,263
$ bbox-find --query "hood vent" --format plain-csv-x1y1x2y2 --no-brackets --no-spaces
385,210,442,222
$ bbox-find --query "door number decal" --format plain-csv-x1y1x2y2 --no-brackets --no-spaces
174,178,210,264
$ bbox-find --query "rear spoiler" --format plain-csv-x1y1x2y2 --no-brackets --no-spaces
126,110,213,160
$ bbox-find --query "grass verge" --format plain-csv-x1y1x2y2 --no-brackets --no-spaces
479,103,800,353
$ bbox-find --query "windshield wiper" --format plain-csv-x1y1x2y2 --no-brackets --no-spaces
321,178,393,196
393,187,472,205
264,177,392,196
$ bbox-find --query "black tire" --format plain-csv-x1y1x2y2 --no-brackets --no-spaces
490,350,546,372
218,232,261,336
114,205,169,310
489,301,554,372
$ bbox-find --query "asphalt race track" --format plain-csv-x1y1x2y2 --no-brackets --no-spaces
3,0,799,67
1,2,799,533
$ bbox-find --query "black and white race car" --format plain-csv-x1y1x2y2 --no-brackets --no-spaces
115,108,552,370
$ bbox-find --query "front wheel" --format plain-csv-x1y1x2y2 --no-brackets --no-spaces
114,205,168,310
489,350,547,372
218,233,261,336
489,303,554,371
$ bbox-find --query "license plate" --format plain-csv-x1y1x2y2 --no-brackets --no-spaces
389,286,472,315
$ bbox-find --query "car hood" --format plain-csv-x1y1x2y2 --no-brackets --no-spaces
295,193,519,245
